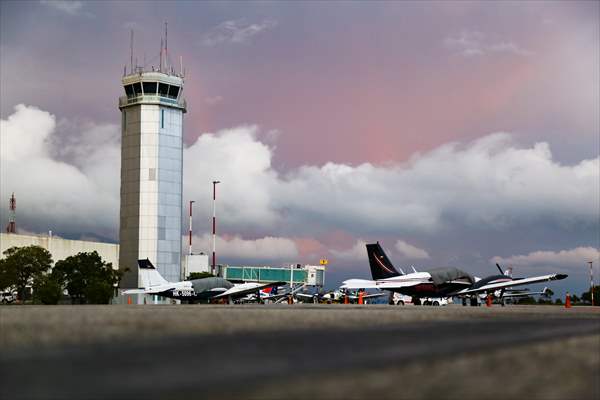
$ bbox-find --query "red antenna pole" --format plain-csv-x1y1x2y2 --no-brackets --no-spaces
212,181,220,275
6,193,16,233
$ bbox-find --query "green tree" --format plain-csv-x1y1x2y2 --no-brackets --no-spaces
570,294,580,304
555,298,563,305
581,286,600,305
53,251,122,304
186,272,214,280
0,246,53,301
32,274,63,305
0,258,16,292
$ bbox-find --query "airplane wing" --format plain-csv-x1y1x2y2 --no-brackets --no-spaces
501,287,549,298
212,281,287,299
340,279,380,289
123,286,176,295
456,274,567,296
295,293,316,299
347,292,387,300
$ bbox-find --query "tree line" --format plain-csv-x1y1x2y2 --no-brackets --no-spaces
0,245,122,304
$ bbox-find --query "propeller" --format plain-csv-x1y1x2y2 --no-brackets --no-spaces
496,263,504,275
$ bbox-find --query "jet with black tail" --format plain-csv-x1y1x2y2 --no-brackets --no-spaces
342,243,567,304
342,242,475,299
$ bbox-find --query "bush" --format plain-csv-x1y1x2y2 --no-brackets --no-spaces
32,274,63,305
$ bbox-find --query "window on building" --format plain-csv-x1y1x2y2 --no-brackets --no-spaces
124,85,134,98
143,82,157,95
132,82,142,96
158,83,169,97
149,168,156,181
160,109,164,128
158,227,166,240
168,85,179,99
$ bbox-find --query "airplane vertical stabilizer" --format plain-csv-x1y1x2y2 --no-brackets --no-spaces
366,243,402,280
137,259,169,289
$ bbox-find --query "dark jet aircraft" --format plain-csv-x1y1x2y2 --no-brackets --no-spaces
342,243,567,305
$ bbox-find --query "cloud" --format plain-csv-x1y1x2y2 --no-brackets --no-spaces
444,30,532,57
491,247,600,272
3,105,598,256
0,104,119,239
40,0,90,17
330,240,367,261
201,19,277,46
395,240,430,260
190,234,299,263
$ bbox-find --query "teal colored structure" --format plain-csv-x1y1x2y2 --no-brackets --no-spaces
221,265,325,286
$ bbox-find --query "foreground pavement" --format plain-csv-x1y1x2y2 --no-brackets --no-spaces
1,305,599,399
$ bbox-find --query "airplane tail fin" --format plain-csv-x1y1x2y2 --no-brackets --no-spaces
366,242,402,280
137,259,169,289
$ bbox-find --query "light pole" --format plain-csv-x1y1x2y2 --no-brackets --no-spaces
188,200,195,256
589,261,594,306
212,181,220,275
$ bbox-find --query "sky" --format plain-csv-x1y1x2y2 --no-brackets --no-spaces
1,0,599,296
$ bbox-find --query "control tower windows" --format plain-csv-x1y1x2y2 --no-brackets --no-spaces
158,83,169,97
168,85,179,99
124,85,134,98
143,82,157,96
132,82,142,97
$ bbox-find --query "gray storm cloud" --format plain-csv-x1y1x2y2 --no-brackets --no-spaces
1,105,598,264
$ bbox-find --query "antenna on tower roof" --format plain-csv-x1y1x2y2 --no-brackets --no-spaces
159,37,163,72
130,30,134,75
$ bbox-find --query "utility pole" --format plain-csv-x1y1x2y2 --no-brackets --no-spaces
212,181,220,276
589,261,594,306
188,200,195,256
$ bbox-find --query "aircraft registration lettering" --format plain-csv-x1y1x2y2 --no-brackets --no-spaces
173,290,195,297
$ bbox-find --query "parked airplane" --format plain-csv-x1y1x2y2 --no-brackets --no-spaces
296,288,386,304
341,243,475,302
123,259,285,303
454,263,566,305
341,243,567,305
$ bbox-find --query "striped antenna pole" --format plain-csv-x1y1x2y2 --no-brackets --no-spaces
589,261,594,306
188,201,194,256
212,181,220,275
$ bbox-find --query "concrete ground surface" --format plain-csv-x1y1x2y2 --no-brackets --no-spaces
1,304,599,399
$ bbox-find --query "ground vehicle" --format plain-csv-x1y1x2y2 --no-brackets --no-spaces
390,293,413,305
1,291,16,304
421,297,449,306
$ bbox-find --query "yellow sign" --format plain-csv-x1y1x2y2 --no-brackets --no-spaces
320,259,329,265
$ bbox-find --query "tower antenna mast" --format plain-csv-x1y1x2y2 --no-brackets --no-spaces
130,30,134,74
6,193,16,233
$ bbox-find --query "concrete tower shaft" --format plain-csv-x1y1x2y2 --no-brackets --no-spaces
118,71,186,288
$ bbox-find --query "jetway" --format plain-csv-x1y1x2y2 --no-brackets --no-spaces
219,264,325,287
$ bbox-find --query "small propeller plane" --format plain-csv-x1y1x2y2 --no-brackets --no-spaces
342,243,567,306
123,259,286,303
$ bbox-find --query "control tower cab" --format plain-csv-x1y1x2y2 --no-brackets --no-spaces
118,67,186,288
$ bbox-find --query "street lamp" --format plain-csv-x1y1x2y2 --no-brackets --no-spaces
188,200,195,256
212,181,220,275
589,261,594,307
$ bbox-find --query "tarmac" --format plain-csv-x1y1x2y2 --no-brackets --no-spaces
1,304,599,399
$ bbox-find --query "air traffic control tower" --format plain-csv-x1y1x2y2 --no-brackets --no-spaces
118,36,186,288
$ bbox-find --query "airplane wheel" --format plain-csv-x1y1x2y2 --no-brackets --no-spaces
433,301,440,306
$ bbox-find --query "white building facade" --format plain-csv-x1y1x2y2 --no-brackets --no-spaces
0,233,119,270
118,71,186,287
